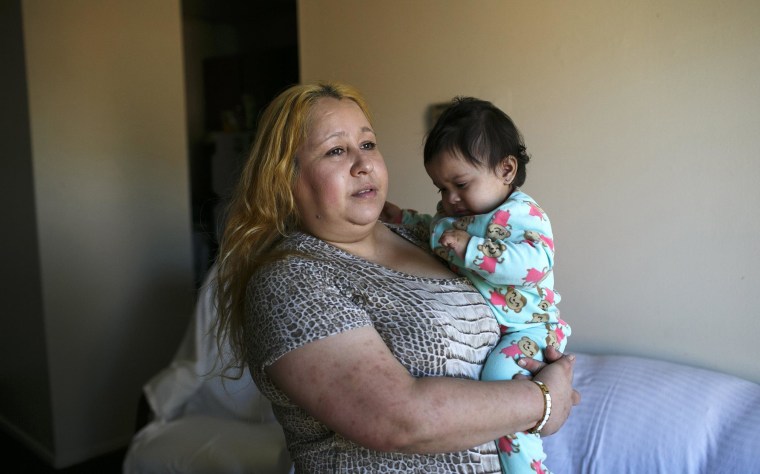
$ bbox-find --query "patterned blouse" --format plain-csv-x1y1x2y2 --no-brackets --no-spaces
244,224,502,473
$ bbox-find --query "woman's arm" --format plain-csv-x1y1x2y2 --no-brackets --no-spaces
517,345,580,435
267,325,577,453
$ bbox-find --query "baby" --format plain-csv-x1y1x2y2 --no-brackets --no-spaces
385,97,570,474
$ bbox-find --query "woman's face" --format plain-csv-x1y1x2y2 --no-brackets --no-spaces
294,98,388,244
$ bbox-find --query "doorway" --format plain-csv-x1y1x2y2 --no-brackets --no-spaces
181,0,299,285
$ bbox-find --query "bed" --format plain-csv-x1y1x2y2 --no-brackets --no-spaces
543,353,760,472
123,268,760,473
122,267,291,474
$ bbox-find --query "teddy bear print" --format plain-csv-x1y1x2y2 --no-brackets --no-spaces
523,230,541,246
453,215,475,230
505,286,526,313
487,223,511,240
545,323,561,350
488,285,527,313
523,230,554,252
475,239,507,274
530,313,550,323
537,286,557,311
501,336,539,359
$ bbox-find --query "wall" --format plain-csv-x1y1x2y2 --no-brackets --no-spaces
298,0,760,383
14,0,195,467
0,0,54,456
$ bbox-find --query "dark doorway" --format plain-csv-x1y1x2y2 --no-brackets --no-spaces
181,0,299,285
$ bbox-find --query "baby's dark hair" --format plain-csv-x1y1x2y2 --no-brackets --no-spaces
424,97,531,187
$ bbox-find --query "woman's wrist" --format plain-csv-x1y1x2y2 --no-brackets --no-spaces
528,380,552,434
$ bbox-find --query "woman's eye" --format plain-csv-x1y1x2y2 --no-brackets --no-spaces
361,141,376,150
327,147,344,156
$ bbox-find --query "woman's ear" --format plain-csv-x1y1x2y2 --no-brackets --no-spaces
501,155,518,184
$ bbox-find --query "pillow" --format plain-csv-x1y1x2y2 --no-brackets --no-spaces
143,264,274,422
543,353,760,473
124,265,290,474
124,415,289,474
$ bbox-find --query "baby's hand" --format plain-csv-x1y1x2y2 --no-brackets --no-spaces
380,201,403,224
439,229,470,260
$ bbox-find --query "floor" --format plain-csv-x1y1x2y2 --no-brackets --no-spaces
0,429,126,473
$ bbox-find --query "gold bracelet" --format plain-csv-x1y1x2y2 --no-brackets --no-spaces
528,380,552,434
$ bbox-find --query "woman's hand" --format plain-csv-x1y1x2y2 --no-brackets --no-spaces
517,346,581,436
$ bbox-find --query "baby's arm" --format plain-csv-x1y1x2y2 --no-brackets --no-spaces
380,201,404,224
380,202,437,230
401,209,434,228
381,201,438,228
460,197,555,286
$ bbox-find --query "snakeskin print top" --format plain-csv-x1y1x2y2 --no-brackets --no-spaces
244,224,502,473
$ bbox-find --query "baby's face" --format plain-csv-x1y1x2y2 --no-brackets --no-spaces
425,150,512,217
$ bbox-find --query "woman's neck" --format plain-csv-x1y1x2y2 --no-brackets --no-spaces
325,221,386,262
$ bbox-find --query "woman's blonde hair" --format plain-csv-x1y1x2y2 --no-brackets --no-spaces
215,81,372,375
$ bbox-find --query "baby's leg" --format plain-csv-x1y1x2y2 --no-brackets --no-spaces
481,329,556,474
481,334,533,382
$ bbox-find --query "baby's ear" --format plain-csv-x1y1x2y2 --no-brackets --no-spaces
500,155,519,182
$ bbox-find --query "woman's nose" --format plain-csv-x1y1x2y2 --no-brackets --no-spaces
351,154,374,175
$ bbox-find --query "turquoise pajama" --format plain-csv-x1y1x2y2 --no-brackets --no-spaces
403,189,571,474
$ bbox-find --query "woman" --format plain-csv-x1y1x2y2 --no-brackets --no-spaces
216,82,579,472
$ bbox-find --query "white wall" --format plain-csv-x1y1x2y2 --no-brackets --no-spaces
19,0,194,467
298,0,760,383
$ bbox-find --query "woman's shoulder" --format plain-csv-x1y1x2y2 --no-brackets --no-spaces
273,224,430,266
249,231,384,295
250,225,446,291
387,222,430,248
251,232,336,283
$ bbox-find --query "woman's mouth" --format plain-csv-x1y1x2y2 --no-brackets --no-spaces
353,186,377,198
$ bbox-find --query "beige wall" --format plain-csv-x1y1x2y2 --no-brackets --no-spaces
18,0,194,467
299,0,760,383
